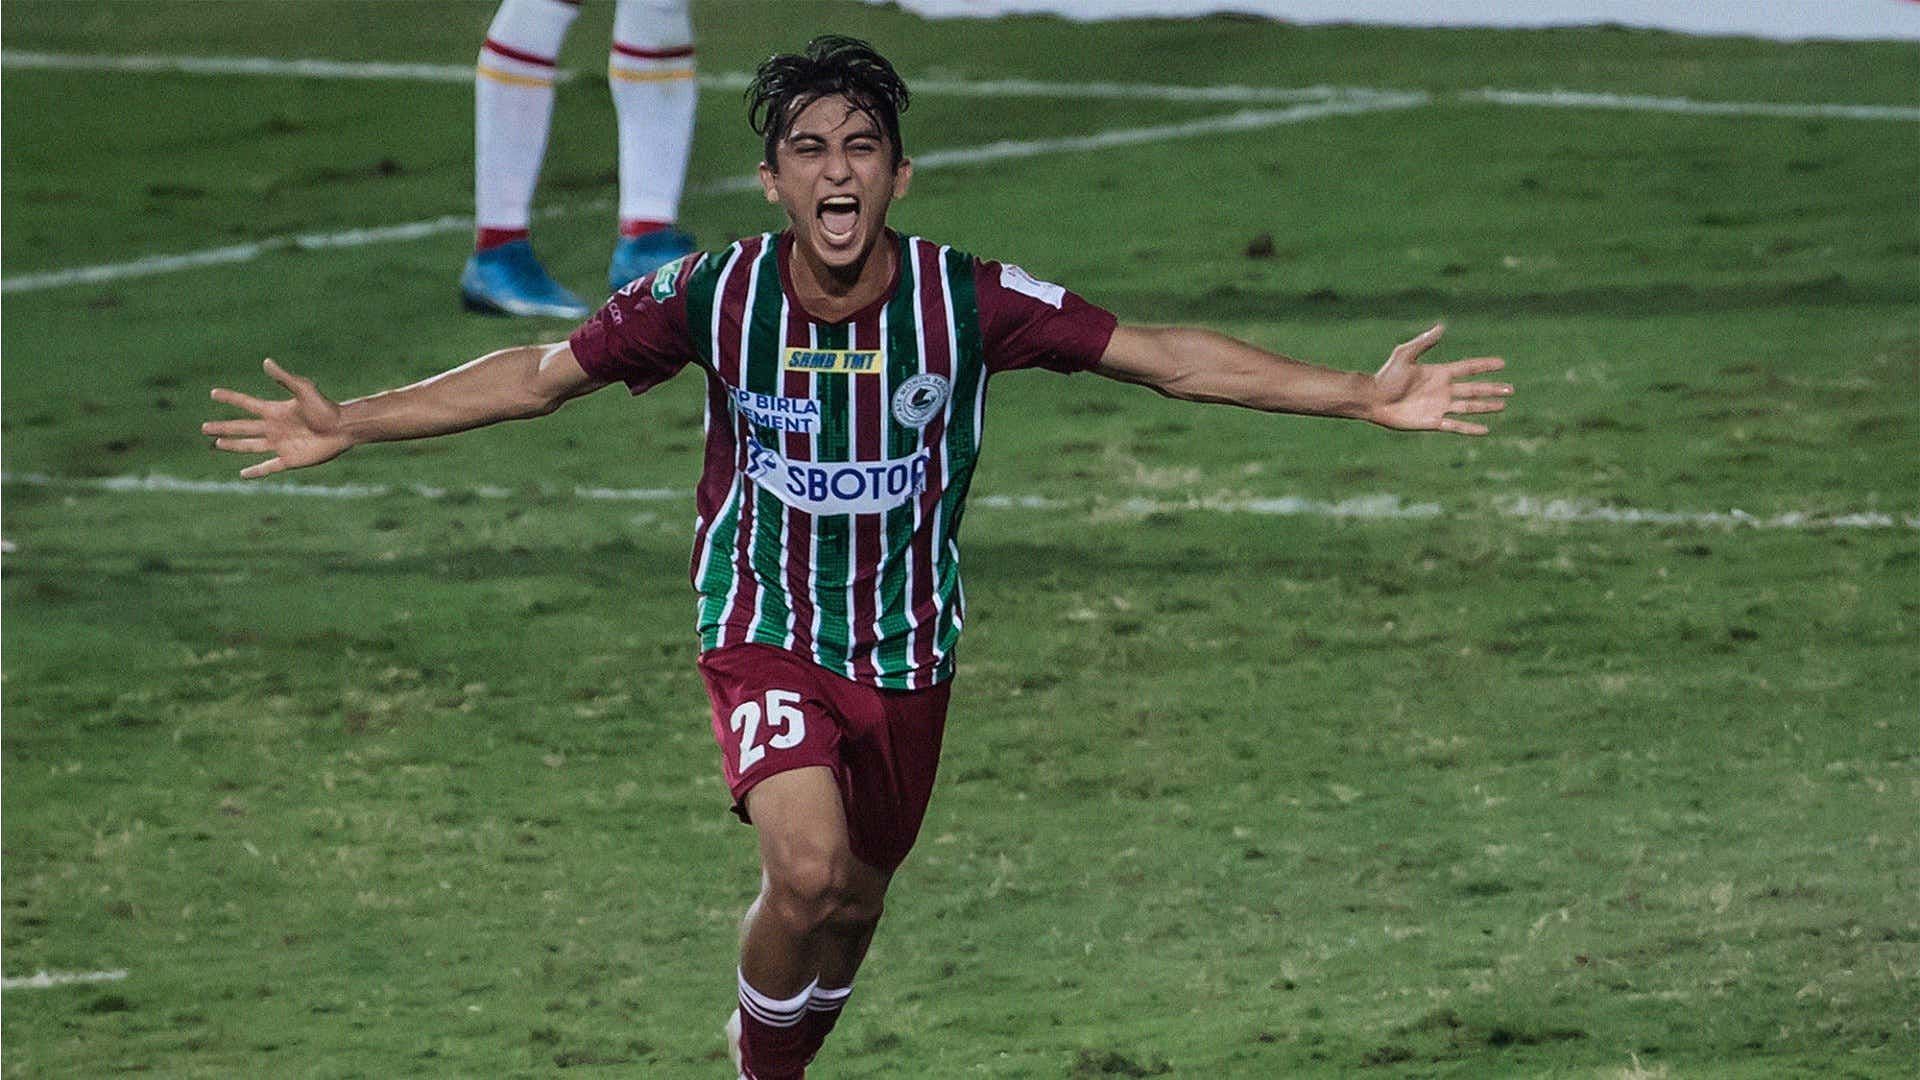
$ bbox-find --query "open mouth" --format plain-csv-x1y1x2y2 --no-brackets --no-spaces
817,195,860,245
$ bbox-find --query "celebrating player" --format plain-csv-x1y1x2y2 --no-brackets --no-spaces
462,0,699,318
206,35,1511,1079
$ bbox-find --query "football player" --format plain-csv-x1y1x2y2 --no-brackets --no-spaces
208,36,1511,1078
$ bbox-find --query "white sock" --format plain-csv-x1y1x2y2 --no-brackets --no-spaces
609,0,697,230
808,982,852,1013
475,0,580,235
737,968,814,1030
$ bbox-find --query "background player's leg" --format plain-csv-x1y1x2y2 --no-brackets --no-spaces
606,0,698,291
462,0,589,317
736,766,889,1079
474,0,575,244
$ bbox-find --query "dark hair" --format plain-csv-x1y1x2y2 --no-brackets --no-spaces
746,35,910,168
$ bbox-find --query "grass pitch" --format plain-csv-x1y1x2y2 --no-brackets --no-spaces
3,3,1917,1076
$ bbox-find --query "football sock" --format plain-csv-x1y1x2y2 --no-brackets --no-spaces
801,982,853,1059
609,0,696,232
619,217,671,239
736,969,814,1080
474,0,579,250
476,226,531,251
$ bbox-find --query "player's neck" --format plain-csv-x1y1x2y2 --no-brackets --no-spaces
783,230,897,324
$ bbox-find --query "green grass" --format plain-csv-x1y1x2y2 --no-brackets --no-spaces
4,2,1918,1077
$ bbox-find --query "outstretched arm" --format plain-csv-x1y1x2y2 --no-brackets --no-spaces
202,342,605,478
1094,322,1510,435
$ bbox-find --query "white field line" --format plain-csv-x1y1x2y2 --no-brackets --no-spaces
699,70,1388,105
2,50,507,84
662,99,1410,194
0,214,478,293
910,94,1426,168
4,51,1390,104
2,969,130,991
6,472,1915,531
1462,87,1920,123
0,95,1420,294
2,53,1911,295
12,51,1916,120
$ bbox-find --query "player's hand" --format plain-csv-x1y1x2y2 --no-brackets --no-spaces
1366,324,1511,435
202,359,353,478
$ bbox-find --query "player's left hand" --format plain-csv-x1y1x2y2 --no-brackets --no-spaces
1366,323,1511,436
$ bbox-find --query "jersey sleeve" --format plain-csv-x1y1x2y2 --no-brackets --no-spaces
973,258,1118,375
567,254,703,394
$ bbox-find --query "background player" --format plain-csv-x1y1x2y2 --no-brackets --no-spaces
461,0,699,318
206,36,1511,1079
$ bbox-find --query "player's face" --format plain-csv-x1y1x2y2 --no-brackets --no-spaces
759,94,912,275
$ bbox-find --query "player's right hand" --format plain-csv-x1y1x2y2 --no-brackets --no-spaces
1366,324,1510,436
203,358,353,479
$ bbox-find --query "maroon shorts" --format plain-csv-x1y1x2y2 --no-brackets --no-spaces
696,643,951,874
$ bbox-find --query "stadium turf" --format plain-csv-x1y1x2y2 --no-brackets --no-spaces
3,2,1916,1076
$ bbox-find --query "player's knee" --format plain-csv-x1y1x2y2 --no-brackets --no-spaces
825,872,885,934
762,851,851,933
762,851,877,934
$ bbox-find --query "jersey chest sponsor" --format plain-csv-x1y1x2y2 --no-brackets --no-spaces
730,388,820,433
745,435,930,516
781,346,883,374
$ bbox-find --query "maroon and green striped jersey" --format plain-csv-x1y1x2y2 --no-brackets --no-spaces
569,230,1117,689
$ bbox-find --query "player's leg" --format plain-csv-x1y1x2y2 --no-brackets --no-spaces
733,861,877,1069
698,645,949,1074
799,907,874,1052
726,867,875,1074
606,0,698,291
735,766,891,1080
793,677,954,1062
813,906,878,989
462,0,590,317
700,645,861,1077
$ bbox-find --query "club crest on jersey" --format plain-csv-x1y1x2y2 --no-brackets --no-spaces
891,373,950,429
781,346,884,374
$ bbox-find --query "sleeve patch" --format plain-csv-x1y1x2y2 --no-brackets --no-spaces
649,254,692,302
1000,263,1065,309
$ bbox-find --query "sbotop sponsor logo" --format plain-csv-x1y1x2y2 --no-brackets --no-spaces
745,437,931,516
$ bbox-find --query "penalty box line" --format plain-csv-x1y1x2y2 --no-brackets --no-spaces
4,472,1915,532
0,94,1424,294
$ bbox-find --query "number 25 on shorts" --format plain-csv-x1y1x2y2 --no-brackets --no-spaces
730,689,807,771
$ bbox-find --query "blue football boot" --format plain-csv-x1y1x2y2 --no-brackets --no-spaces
608,228,697,293
460,239,591,319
